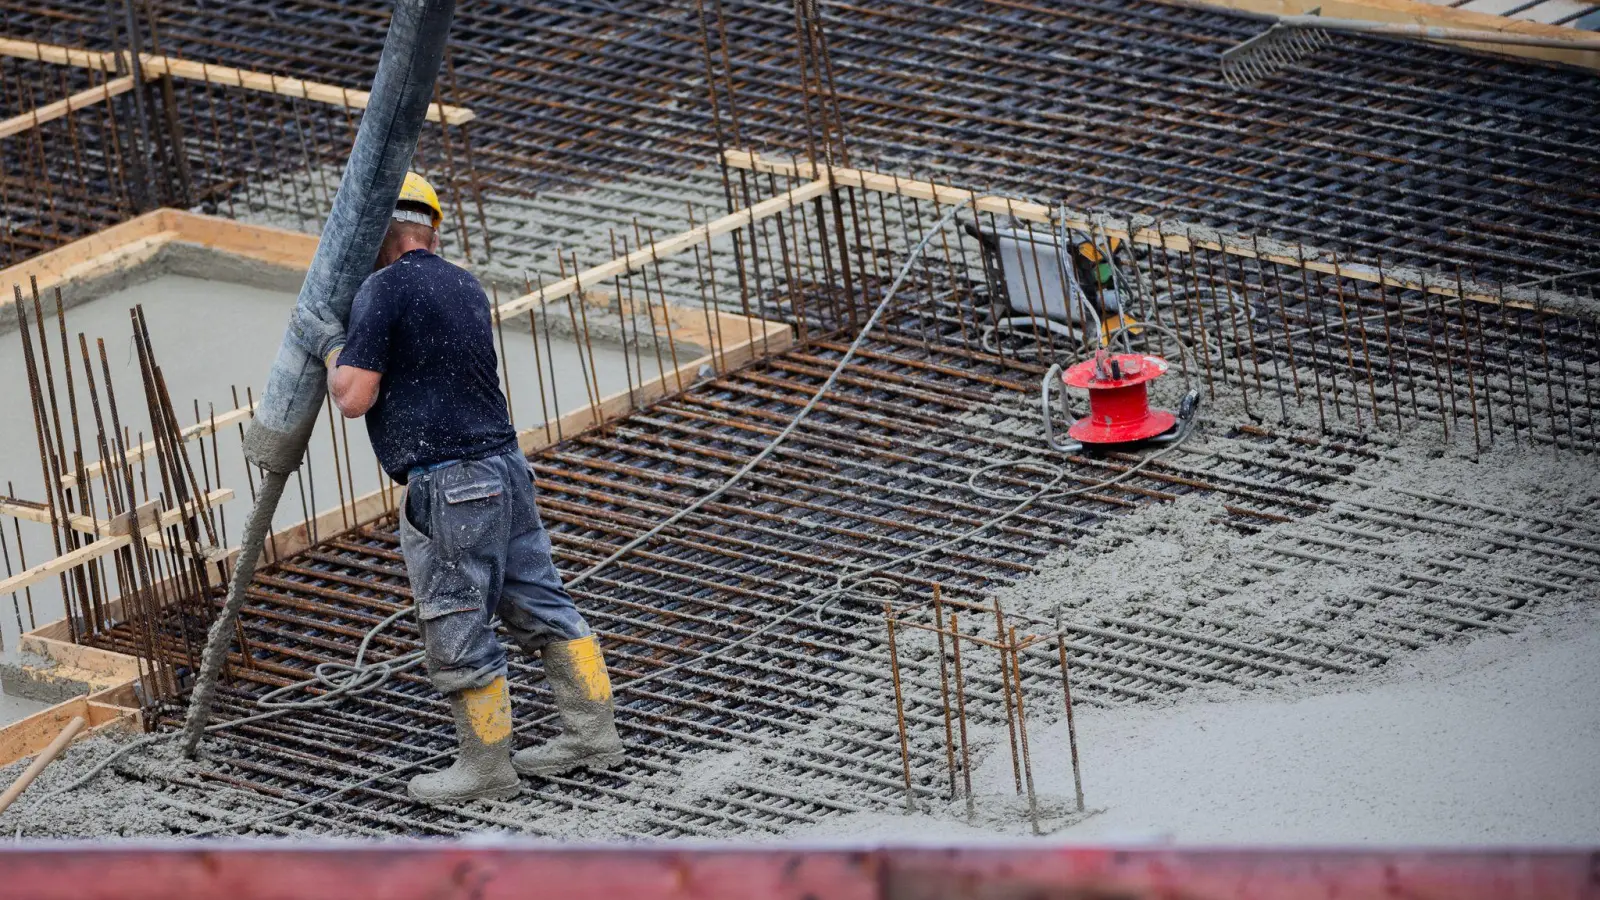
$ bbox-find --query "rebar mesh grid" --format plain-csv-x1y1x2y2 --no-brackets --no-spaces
3,0,1597,287
67,319,1600,838
2,0,1597,840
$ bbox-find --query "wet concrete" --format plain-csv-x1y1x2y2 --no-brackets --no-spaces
0,689,51,722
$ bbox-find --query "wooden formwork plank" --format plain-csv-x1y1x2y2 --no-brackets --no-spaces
0,37,475,124
168,212,318,269
0,537,134,597
0,691,140,768
0,36,116,70
725,150,1578,314
493,177,834,323
0,488,233,595
0,208,314,332
0,208,176,302
54,230,180,285
16,635,143,685
0,700,93,768
0,490,233,559
0,75,135,140
61,402,258,489
138,55,475,125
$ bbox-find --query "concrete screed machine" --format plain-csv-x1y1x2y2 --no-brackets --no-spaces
967,219,1201,455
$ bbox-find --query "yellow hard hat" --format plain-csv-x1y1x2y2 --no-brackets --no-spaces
395,171,442,229
1100,313,1143,343
1075,237,1121,263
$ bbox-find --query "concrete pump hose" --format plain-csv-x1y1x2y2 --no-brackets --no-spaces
179,0,458,756
180,471,288,755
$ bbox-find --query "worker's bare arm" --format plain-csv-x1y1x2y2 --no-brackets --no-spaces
327,353,382,417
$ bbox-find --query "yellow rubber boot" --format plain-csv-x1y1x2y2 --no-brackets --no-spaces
407,676,521,803
512,636,625,776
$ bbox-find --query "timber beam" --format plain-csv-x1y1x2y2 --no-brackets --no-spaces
724,150,1592,317
0,488,234,595
0,37,475,125
0,75,135,140
492,177,833,322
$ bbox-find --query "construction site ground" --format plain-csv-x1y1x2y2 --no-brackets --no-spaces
0,0,1594,853
5,325,1597,841
778,611,1600,845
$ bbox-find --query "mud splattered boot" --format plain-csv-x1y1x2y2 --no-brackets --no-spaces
408,676,521,803
512,635,625,776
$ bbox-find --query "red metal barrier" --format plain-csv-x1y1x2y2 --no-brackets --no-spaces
0,844,1592,900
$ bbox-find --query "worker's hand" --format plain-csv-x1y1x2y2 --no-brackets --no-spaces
289,306,348,368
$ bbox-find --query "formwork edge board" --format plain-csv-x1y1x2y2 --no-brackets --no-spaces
0,695,136,768
17,634,143,683
0,208,176,305
0,208,317,322
167,211,319,269
55,231,182,286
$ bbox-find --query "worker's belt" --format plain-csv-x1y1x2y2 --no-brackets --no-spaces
408,459,460,481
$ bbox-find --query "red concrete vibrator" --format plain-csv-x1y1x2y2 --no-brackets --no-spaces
1042,348,1198,454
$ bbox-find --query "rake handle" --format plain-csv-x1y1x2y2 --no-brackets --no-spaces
1278,15,1600,50
0,716,87,816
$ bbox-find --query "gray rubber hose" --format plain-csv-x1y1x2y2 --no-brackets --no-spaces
181,0,458,755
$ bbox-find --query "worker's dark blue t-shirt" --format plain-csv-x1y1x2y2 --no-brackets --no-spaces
338,249,517,483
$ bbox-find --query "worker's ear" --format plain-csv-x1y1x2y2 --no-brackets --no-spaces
428,229,441,254
376,226,399,271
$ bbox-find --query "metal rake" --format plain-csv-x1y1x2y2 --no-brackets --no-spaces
1220,22,1334,87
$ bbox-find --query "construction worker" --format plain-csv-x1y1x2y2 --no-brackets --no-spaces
316,172,624,803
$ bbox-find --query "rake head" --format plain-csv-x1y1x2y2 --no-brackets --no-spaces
1220,23,1333,88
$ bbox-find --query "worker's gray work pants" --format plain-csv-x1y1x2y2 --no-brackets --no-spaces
399,449,591,695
